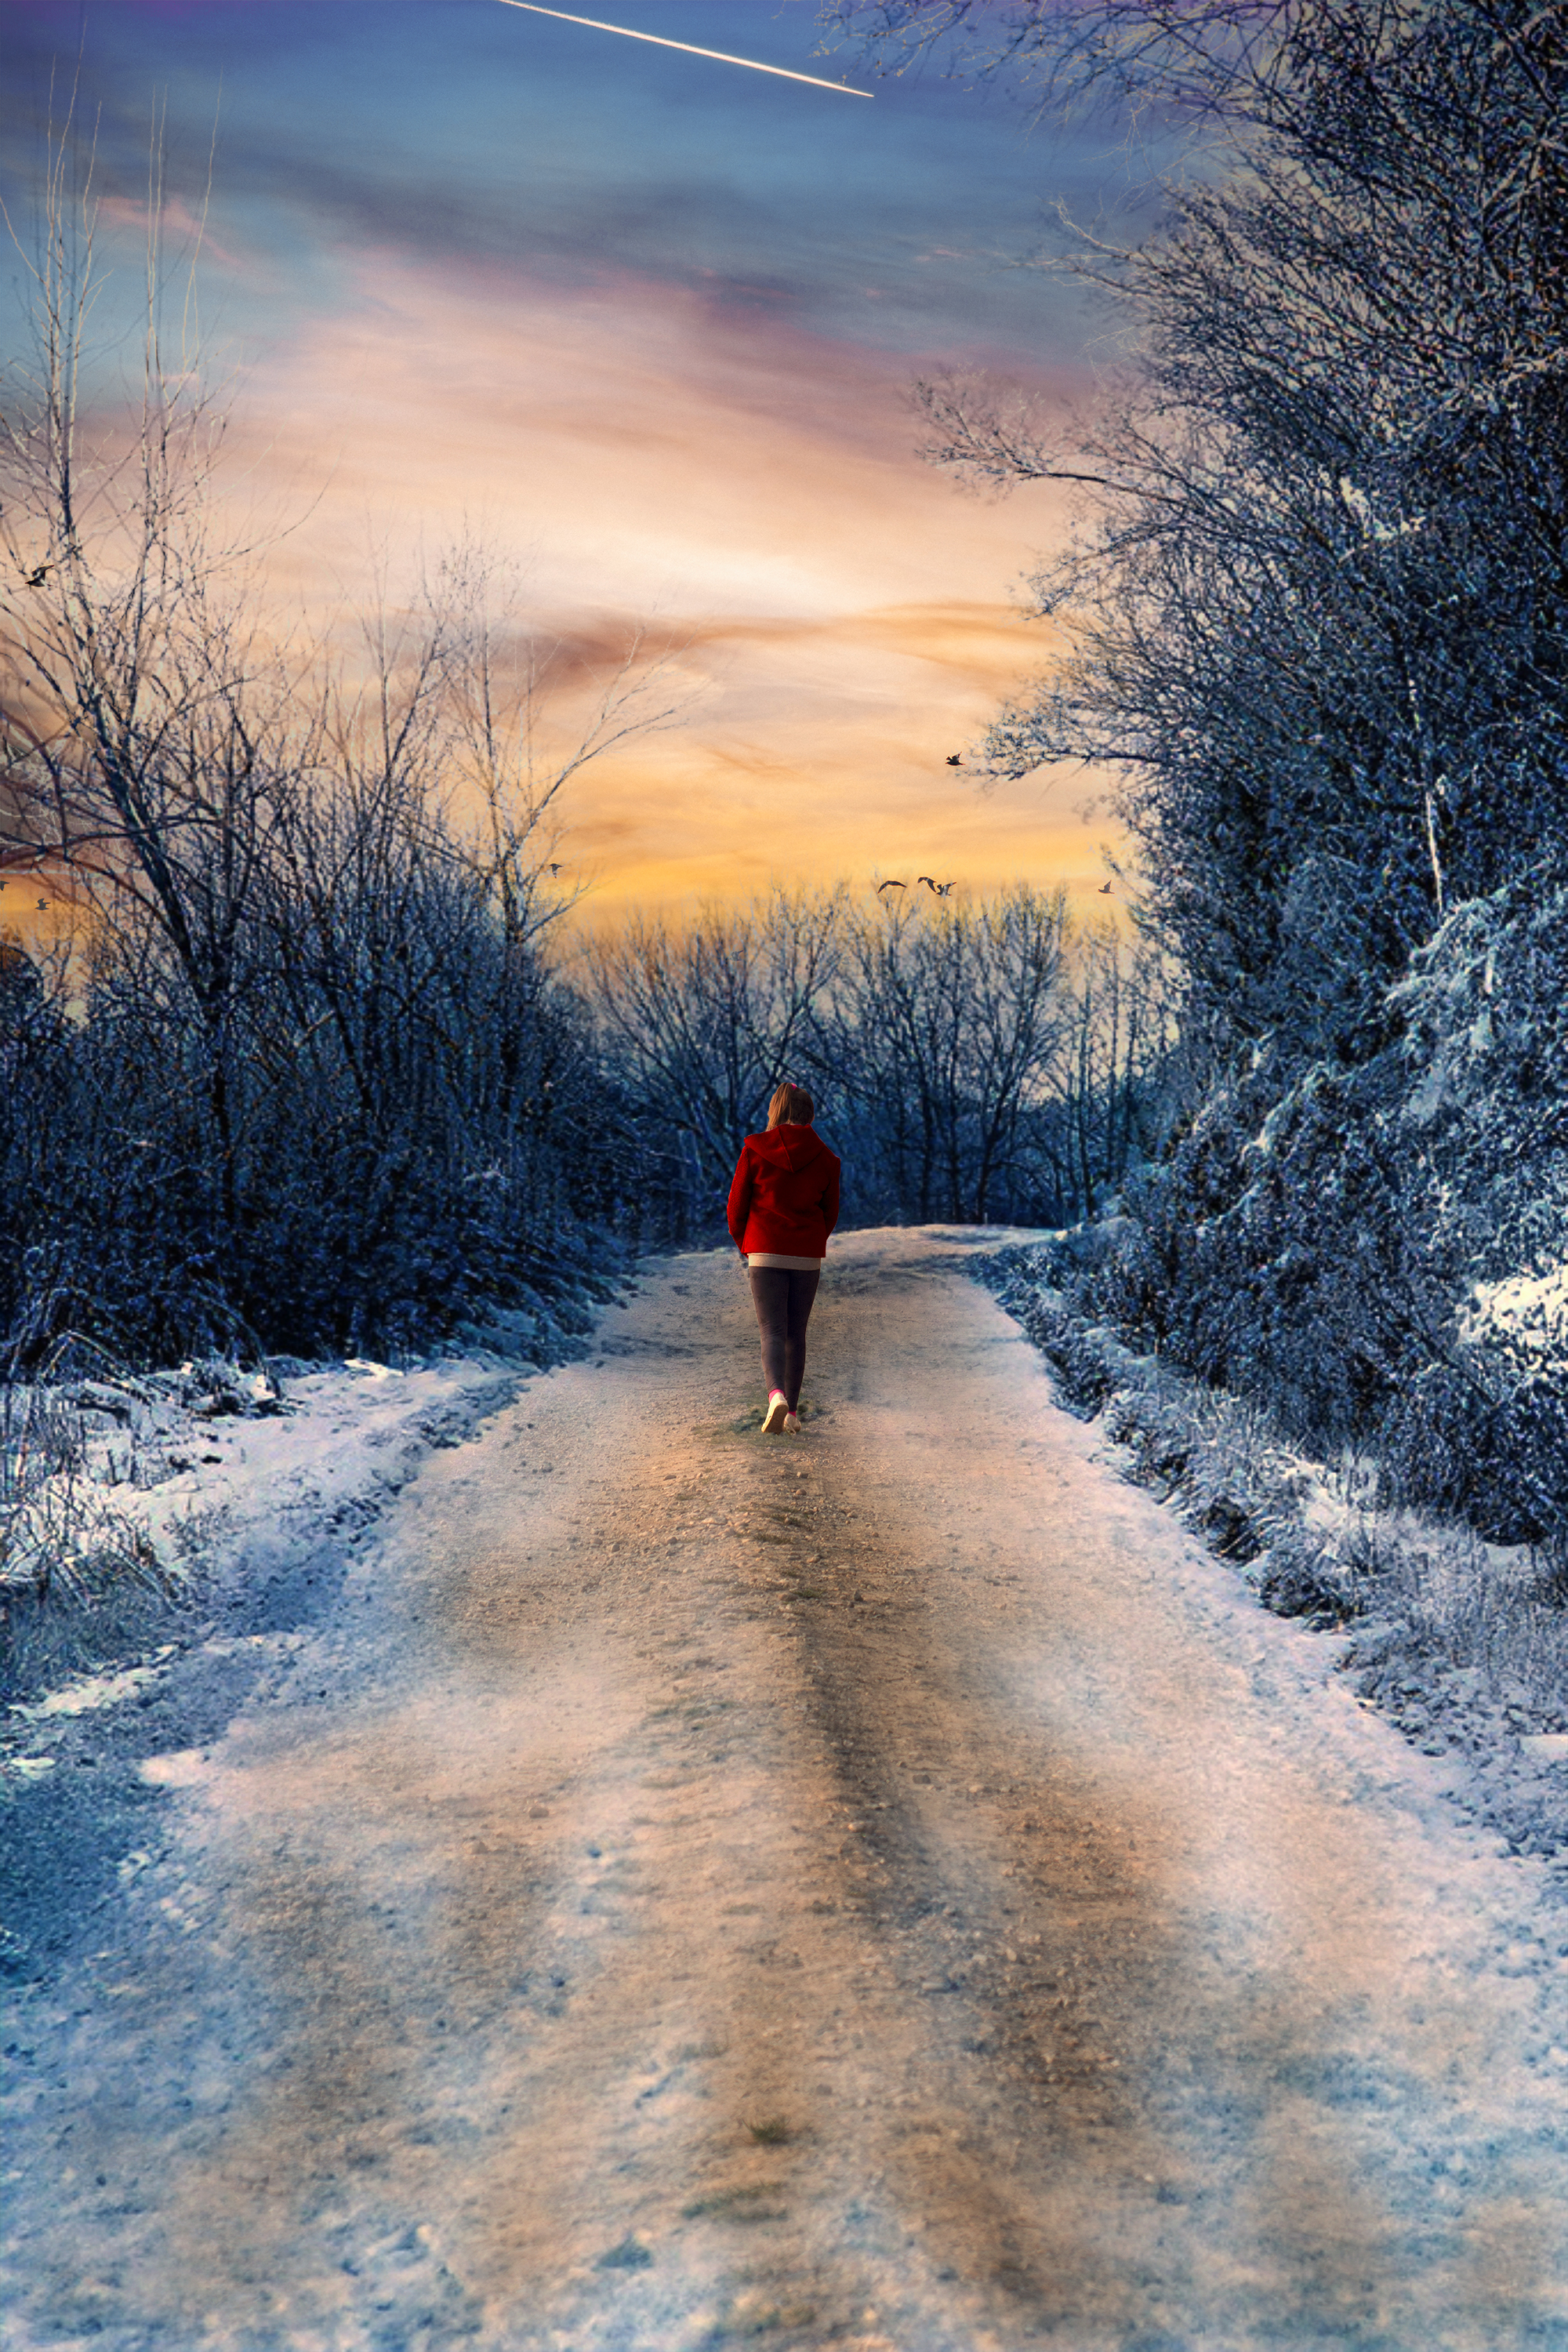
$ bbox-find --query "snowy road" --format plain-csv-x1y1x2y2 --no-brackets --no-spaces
5,1230,1568,2350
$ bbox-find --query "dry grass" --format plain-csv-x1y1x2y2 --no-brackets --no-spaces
0,1356,198,1703
0,1381,164,1609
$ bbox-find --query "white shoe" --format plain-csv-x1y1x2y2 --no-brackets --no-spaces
782,1410,802,1436
762,1392,788,1433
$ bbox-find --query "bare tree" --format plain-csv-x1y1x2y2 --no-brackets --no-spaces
0,96,303,1259
0,114,697,1363
1043,921,1173,1220
586,889,845,1229
822,884,1076,1221
434,541,696,956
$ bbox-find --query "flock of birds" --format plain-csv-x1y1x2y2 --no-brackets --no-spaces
882,758,1115,899
0,742,1120,920
876,876,1113,898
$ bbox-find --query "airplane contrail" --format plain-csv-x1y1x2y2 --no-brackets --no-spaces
494,2,873,96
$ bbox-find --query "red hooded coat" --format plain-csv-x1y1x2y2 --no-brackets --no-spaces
727,1123,841,1261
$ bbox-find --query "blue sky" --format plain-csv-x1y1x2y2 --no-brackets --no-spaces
2,2,1153,358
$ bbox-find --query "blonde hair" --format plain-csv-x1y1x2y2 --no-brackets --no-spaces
767,1080,815,1128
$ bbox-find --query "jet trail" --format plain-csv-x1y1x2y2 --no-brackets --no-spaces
494,2,873,96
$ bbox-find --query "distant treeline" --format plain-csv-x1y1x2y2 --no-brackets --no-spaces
591,884,1167,1243
0,858,1166,1367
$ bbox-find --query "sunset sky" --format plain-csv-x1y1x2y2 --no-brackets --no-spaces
0,0,1159,924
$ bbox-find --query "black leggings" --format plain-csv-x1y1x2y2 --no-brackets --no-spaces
748,1268,820,1411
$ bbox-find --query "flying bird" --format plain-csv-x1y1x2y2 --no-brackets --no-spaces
26,565,49,588
877,879,906,892
946,753,964,768
494,3,873,95
1098,880,1113,895
917,877,955,897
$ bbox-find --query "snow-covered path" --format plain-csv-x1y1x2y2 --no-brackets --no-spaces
5,1230,1568,2350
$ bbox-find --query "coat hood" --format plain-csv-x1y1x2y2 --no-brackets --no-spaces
748,1122,826,1174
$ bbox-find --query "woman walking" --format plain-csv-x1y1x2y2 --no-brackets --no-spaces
727,1080,840,1434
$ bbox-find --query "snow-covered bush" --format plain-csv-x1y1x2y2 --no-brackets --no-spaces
0,1370,176,1687
1025,886,1568,1552
982,1240,1377,1622
985,1232,1568,1860
0,866,637,1367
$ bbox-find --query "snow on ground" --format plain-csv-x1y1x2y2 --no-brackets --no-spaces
1464,1261,1568,1363
980,1239,1568,1889
2,1353,529,1630
116,1352,535,1591
0,1348,535,1977
3,1232,1568,2348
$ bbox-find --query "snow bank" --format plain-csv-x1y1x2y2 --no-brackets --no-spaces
976,1240,1568,1878
1463,1261,1568,1363
1,1351,532,1712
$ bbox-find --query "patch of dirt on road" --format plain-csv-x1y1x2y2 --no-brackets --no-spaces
5,1232,1568,2350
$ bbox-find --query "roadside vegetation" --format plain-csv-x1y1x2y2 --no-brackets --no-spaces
977,1236,1568,1863
805,0,1568,1844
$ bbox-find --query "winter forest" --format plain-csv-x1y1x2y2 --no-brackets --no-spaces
2,0,1566,1620
9,6,1568,2339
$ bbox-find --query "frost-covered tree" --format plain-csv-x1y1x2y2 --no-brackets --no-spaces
831,0,1568,1062
825,0,1568,1532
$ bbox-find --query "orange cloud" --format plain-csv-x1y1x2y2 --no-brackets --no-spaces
218,252,1120,916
